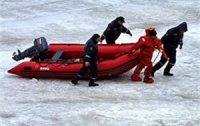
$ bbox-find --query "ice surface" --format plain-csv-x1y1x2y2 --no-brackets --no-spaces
0,0,200,126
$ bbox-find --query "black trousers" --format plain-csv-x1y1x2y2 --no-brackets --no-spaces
159,47,176,65
77,61,98,79
106,37,116,44
152,46,177,74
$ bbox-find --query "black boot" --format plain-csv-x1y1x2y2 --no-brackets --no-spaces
151,62,163,77
164,73,173,76
164,63,174,76
71,75,80,85
88,79,99,87
151,68,156,77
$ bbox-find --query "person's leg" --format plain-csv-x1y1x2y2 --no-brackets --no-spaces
131,64,144,81
164,50,176,76
71,63,89,84
89,62,99,86
151,56,168,77
144,63,154,83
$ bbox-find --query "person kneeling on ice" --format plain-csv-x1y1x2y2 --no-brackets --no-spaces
71,34,101,87
129,28,168,83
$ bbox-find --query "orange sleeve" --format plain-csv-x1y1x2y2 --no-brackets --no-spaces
130,37,145,51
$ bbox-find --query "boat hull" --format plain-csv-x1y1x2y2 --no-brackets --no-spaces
8,43,140,78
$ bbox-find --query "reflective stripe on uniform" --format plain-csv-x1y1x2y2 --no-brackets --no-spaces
159,61,164,66
91,77,97,80
77,74,82,78
169,62,174,66
85,55,90,58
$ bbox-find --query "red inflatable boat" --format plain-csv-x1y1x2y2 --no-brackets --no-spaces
8,37,140,78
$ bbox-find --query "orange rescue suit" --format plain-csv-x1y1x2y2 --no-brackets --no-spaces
130,28,167,80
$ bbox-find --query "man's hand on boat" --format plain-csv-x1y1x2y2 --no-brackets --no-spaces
85,62,90,67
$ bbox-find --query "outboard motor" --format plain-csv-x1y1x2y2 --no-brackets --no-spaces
12,37,48,61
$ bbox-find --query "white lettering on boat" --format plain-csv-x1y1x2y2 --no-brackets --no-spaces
40,67,50,71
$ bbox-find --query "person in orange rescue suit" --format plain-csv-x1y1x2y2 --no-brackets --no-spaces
100,16,132,44
151,22,188,77
129,28,168,83
71,34,101,87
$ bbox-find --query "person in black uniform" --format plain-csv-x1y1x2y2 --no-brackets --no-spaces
151,22,188,77
71,34,101,87
100,16,132,44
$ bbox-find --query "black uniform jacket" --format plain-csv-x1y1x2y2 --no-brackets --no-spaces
161,22,187,50
83,38,98,63
101,19,131,42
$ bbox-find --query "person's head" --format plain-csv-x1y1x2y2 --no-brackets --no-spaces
116,16,125,25
92,34,101,43
149,28,157,38
176,22,187,33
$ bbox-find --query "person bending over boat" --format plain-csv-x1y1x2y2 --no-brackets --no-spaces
71,34,101,87
151,22,188,77
100,16,132,44
129,28,168,83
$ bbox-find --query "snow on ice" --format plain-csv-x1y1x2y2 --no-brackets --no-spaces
0,0,199,126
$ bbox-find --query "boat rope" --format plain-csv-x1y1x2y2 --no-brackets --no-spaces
152,50,160,64
38,62,50,67
50,62,65,67
37,61,67,67
113,44,129,58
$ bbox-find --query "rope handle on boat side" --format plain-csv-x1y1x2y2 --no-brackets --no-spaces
37,61,67,67
50,62,65,67
38,61,51,67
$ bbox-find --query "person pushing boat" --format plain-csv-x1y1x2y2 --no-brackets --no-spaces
100,16,132,44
